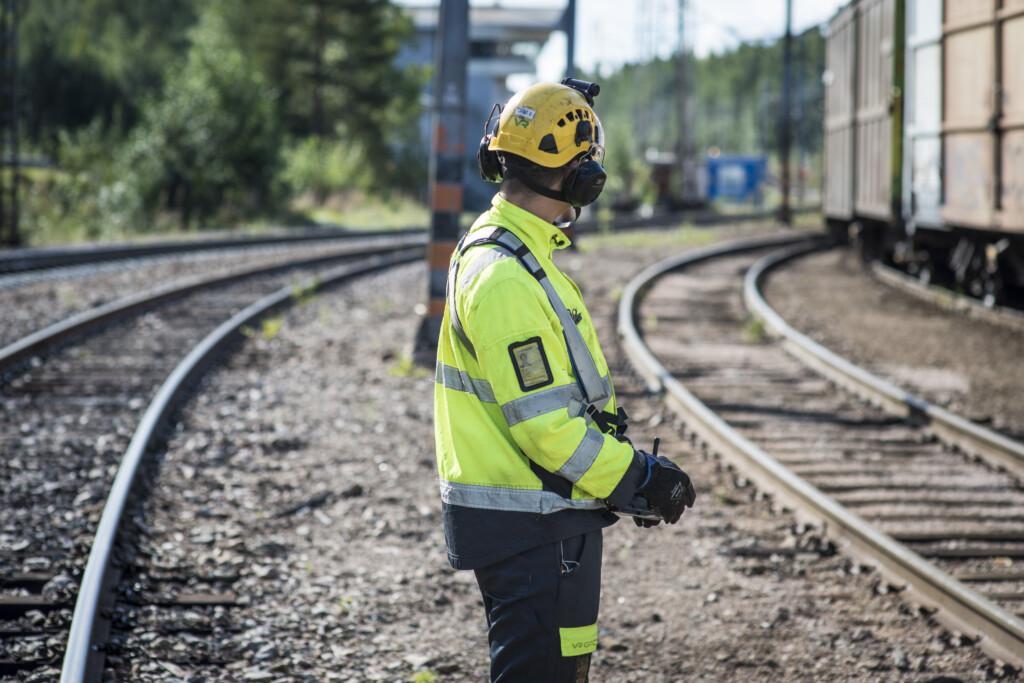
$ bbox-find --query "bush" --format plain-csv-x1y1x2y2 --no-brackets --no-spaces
125,8,282,228
22,120,144,244
281,136,370,200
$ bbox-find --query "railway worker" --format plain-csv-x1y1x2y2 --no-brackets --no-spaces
433,79,697,682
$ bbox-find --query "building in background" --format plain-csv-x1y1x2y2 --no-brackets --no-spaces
398,5,564,211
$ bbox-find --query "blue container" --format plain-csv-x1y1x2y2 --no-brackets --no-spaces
706,155,766,202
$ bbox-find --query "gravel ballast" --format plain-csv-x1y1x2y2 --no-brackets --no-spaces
763,248,1024,439
104,226,1001,682
0,237,406,349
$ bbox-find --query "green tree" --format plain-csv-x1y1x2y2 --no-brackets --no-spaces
590,26,825,162
127,9,281,228
215,0,424,191
20,0,196,145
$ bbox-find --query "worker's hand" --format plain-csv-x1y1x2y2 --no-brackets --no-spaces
636,452,696,524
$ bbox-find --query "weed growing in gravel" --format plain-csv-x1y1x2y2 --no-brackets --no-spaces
389,354,431,379
337,595,354,614
410,671,438,683
261,317,284,339
743,317,766,343
291,277,320,306
371,296,397,313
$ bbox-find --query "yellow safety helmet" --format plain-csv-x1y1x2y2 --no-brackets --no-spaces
483,81,605,170
478,79,607,207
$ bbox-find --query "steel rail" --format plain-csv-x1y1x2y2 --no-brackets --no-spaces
59,246,421,682
0,234,425,377
573,204,820,235
745,242,1024,482
0,227,423,275
618,235,1024,668
869,260,1024,334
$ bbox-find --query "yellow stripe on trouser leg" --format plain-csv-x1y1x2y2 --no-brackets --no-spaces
559,623,598,657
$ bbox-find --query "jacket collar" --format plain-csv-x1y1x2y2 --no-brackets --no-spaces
481,193,572,259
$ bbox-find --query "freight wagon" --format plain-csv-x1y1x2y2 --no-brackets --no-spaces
823,0,1024,305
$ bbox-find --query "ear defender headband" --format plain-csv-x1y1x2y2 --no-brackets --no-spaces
476,79,607,209
477,103,504,183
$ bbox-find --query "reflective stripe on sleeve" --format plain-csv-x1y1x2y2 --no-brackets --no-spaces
439,480,606,514
556,427,605,483
500,375,612,427
435,362,496,403
501,383,583,426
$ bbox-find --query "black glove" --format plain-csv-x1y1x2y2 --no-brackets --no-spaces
633,516,661,528
636,452,696,524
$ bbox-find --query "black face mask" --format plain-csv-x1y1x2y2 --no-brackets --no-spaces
512,153,607,209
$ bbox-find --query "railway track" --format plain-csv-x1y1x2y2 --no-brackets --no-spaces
869,260,1024,335
0,236,422,682
0,227,422,277
618,234,1024,670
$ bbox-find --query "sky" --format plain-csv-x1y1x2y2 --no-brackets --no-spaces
398,0,847,80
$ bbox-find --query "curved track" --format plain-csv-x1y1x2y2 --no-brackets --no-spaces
618,235,1024,670
0,236,422,682
869,260,1024,335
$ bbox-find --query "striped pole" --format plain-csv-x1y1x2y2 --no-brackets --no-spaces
414,0,469,362
564,0,576,79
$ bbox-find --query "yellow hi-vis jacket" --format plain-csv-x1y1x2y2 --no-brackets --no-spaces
434,194,644,569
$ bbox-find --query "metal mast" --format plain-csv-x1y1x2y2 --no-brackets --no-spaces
675,0,696,204
414,0,469,361
778,0,793,225
0,0,19,247
564,0,576,79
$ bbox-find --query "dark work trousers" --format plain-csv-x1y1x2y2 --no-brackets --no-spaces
473,529,602,683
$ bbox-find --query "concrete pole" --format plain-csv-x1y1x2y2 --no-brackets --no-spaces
564,0,576,79
777,0,793,226
413,0,469,362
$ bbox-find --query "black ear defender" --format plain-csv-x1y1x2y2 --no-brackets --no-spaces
559,80,606,207
477,103,504,183
563,155,607,208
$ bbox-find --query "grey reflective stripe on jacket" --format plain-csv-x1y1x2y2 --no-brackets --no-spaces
446,226,610,407
437,360,612,428
435,362,497,403
439,480,607,514
499,375,612,426
557,428,605,483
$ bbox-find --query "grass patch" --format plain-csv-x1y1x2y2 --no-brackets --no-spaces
577,224,717,253
743,317,766,343
389,354,431,379
337,596,354,615
291,277,320,306
300,191,429,230
243,316,284,340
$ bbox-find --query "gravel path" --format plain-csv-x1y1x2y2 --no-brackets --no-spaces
101,226,1002,682
764,248,1024,440
0,237,401,349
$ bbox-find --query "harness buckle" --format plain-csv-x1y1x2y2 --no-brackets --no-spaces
585,404,630,440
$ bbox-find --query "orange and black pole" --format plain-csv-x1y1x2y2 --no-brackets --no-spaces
414,0,469,362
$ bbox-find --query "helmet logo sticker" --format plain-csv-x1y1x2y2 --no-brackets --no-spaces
513,106,536,128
